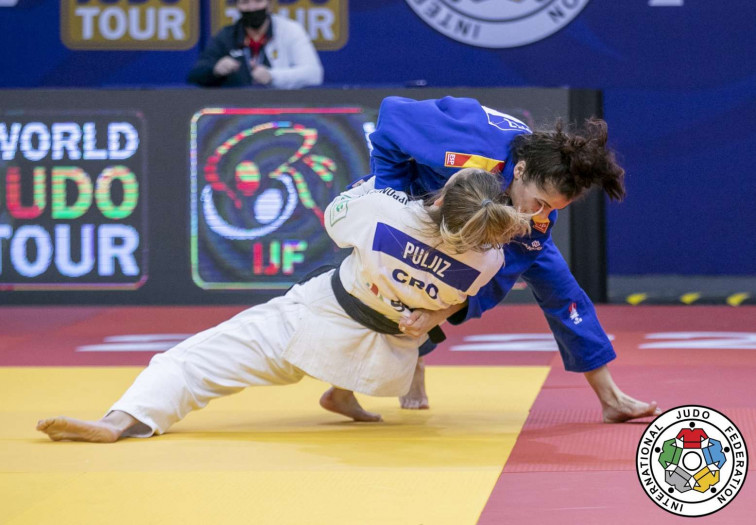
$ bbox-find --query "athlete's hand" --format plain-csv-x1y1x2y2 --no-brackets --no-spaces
398,302,467,338
399,309,445,338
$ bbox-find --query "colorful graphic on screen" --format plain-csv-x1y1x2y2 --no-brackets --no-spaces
190,107,373,290
0,111,148,290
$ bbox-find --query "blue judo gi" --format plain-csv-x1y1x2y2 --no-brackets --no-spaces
365,96,615,372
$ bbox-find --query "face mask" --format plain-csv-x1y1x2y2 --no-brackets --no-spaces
240,8,268,30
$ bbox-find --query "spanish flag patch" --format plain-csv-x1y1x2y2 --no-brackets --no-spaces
444,152,505,174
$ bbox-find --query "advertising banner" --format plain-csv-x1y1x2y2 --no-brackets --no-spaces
0,111,148,290
61,0,199,50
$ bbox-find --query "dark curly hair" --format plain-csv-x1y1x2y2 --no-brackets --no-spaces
511,118,625,201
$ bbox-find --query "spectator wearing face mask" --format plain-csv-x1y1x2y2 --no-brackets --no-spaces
187,0,323,89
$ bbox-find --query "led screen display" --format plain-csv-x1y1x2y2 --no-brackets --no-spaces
0,111,147,290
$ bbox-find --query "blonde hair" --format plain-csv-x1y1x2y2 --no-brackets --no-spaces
423,168,531,253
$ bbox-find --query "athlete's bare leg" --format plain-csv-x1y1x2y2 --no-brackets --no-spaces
37,410,138,443
399,357,429,410
319,387,383,422
584,365,662,423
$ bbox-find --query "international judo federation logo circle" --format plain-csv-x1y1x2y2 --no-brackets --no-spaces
636,405,748,517
404,0,591,49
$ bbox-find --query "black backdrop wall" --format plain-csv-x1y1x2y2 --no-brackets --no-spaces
0,87,603,305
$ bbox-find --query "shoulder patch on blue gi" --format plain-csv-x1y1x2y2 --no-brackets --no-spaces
371,222,480,290
444,152,505,173
481,106,531,132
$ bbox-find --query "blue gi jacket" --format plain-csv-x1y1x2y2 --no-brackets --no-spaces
366,96,615,372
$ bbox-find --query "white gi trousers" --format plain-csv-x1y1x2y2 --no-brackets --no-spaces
110,270,423,437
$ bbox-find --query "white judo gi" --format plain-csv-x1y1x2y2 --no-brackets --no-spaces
111,179,504,436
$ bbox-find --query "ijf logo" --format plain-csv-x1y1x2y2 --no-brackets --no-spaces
404,0,591,49
189,107,371,290
636,405,748,517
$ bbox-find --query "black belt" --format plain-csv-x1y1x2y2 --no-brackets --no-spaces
329,265,446,344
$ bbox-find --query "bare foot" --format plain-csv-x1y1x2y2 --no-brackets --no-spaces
602,396,661,423
399,390,429,409
399,358,429,410
37,416,122,443
319,387,383,422
584,365,661,423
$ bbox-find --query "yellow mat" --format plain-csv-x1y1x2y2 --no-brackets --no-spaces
0,366,548,525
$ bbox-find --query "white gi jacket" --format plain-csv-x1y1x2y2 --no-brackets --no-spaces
281,179,503,395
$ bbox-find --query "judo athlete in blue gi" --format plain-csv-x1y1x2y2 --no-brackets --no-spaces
367,96,660,423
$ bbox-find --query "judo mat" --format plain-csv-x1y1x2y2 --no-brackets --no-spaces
1,304,755,524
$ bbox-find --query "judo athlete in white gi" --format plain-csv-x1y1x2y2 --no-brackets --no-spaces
37,168,531,442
